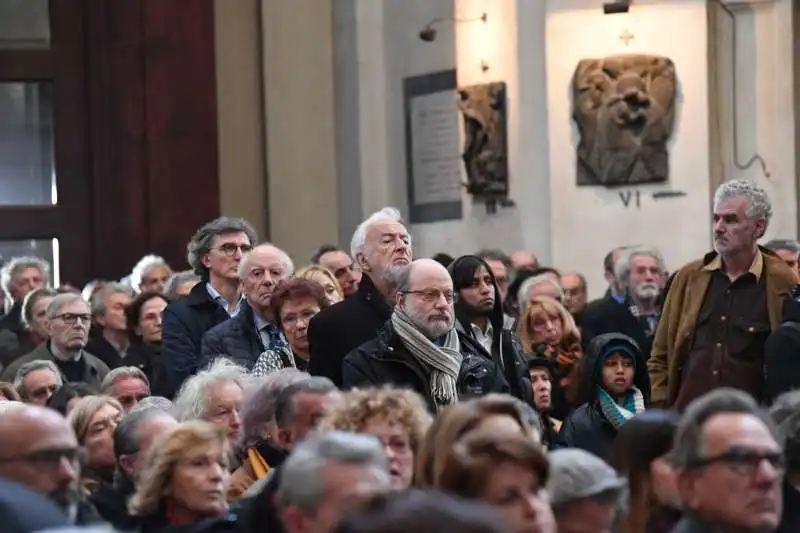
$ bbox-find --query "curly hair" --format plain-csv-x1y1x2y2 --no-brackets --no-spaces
318,386,432,452
129,420,230,517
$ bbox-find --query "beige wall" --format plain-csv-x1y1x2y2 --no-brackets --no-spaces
214,0,339,263
214,0,268,238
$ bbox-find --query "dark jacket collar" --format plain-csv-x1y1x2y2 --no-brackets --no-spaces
357,275,393,319
185,279,218,308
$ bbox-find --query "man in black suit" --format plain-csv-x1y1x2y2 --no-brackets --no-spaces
307,207,412,386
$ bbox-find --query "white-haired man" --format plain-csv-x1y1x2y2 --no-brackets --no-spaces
308,207,412,386
581,245,666,358
199,243,293,371
649,180,798,410
0,256,50,349
174,358,249,449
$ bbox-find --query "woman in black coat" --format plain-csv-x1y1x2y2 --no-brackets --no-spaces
125,292,171,398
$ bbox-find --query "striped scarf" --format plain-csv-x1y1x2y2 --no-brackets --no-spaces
597,386,646,428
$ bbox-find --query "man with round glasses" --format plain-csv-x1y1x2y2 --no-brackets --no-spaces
671,388,784,533
1,293,109,389
342,258,509,413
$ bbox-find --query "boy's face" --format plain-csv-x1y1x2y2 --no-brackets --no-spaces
529,368,552,412
601,353,635,396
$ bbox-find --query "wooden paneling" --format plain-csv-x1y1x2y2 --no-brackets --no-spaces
0,0,220,285
84,0,220,280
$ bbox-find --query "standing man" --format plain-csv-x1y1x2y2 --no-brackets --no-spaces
308,207,412,386
649,180,798,410
162,216,258,395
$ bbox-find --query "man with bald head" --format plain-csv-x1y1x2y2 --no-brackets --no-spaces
200,243,294,370
342,259,509,412
0,404,98,524
510,250,539,272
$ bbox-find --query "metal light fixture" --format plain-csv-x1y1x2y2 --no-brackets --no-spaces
603,0,631,14
418,13,487,42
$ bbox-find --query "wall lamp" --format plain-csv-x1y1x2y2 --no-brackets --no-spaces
418,13,487,42
603,0,631,14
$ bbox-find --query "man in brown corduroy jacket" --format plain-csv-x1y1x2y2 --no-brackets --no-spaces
648,180,798,410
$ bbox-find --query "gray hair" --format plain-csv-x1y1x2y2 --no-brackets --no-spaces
770,390,800,469
517,274,563,308
101,366,151,393
163,270,201,301
90,282,134,318
275,377,338,429
130,255,171,293
45,293,89,320
236,243,295,279
713,179,773,237
672,388,779,469
174,357,250,421
764,239,800,254
241,368,309,446
614,245,666,292
21,287,58,329
132,396,174,414
0,256,50,298
114,406,174,459
277,430,390,513
350,207,408,259
14,359,63,398
186,216,258,277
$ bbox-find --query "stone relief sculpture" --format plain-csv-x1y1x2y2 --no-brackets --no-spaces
457,82,509,197
572,54,677,186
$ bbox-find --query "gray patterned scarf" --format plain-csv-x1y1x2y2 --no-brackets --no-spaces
392,309,462,411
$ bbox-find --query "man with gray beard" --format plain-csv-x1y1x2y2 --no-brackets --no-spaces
308,207,413,386
581,245,666,361
342,259,509,413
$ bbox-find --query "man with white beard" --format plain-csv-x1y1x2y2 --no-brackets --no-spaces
308,207,413,386
581,246,666,362
342,259,509,413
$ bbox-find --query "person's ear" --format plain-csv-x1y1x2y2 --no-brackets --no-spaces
277,427,293,450
395,291,404,309
281,506,309,533
119,454,136,479
673,467,696,507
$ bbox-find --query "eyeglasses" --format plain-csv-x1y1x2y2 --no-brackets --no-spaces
214,243,253,256
0,447,86,470
53,313,92,325
30,383,59,399
687,447,786,477
402,289,454,303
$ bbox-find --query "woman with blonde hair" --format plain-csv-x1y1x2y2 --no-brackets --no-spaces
68,395,124,494
295,265,344,305
319,386,432,489
414,394,539,488
435,430,556,533
129,420,236,532
516,296,583,419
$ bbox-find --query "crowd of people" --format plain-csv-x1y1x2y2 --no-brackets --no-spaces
0,178,798,533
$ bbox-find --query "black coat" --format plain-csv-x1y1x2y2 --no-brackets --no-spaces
777,480,800,533
765,294,800,402
580,297,652,360
200,302,268,371
162,282,230,395
557,333,650,460
308,275,392,386
90,481,134,530
86,334,125,369
342,319,510,412
0,342,110,388
126,341,171,398
449,254,534,406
